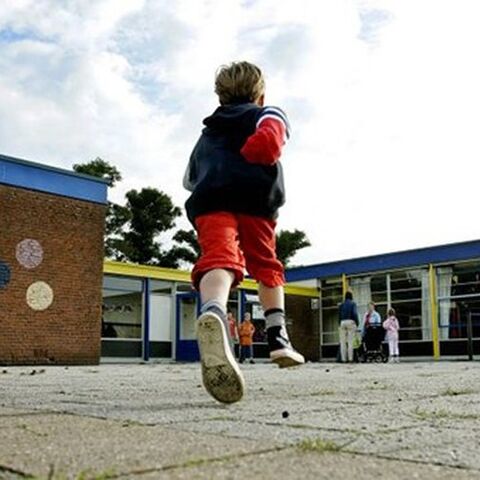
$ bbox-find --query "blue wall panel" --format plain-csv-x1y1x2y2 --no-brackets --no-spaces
286,240,480,281
0,154,107,204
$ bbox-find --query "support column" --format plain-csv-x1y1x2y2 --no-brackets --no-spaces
143,277,151,362
342,274,348,297
429,264,440,360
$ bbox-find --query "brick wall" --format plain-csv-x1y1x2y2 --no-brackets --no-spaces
286,294,320,361
0,184,105,365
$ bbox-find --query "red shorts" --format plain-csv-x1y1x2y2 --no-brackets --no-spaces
192,212,285,289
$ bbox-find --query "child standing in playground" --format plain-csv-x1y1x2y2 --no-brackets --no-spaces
383,308,400,362
183,61,304,404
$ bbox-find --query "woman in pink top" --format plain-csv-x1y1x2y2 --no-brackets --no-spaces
383,308,400,363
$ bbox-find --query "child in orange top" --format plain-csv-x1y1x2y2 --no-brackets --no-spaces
183,61,304,404
238,313,255,364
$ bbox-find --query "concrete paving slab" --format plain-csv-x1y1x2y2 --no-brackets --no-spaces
139,450,480,480
0,406,39,417
167,417,357,445
0,362,479,479
389,441,480,470
0,413,265,479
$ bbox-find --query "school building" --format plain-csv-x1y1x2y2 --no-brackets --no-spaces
1,153,479,365
0,153,107,365
287,242,480,359
102,261,318,362
102,240,480,362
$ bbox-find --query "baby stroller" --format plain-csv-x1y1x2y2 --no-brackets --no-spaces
359,325,388,363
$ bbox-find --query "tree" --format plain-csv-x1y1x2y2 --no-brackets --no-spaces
276,229,311,267
73,157,122,186
115,188,182,266
170,229,201,265
73,158,130,258
73,160,183,265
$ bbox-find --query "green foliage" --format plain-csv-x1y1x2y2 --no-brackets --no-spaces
73,160,183,266
73,157,122,187
276,229,311,267
170,229,201,265
298,438,341,453
108,188,182,266
73,159,130,258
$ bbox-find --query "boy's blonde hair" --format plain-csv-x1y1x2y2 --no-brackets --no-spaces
215,61,265,105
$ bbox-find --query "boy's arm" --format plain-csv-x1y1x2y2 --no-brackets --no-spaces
240,107,290,166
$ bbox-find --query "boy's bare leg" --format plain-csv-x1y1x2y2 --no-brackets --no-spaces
258,284,284,311
200,268,234,309
259,282,305,368
197,268,244,404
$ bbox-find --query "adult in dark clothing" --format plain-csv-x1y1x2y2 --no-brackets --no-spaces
338,291,359,363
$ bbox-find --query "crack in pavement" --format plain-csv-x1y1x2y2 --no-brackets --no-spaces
0,464,33,479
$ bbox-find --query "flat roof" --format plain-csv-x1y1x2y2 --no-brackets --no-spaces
0,153,108,204
286,239,480,281
103,261,318,297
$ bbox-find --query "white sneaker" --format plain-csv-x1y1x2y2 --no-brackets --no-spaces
196,311,245,404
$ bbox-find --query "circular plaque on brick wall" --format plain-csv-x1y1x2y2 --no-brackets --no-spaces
0,261,11,289
26,281,54,311
16,239,44,269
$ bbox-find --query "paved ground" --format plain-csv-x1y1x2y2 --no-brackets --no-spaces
0,361,479,479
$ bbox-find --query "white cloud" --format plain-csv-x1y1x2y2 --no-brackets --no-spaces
1,0,479,266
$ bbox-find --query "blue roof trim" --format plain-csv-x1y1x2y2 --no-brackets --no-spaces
286,240,480,281
0,154,108,204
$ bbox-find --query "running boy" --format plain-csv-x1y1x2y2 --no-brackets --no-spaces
183,61,304,404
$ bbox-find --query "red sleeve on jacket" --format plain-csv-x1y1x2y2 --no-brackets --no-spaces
240,117,287,166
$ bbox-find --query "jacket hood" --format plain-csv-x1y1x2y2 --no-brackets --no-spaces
203,103,257,132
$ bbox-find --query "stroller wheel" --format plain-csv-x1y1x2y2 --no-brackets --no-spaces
382,354,389,363
374,353,384,363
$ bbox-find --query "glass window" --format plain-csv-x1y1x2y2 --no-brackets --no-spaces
243,292,266,343
151,280,172,294
102,275,143,339
436,263,480,340
321,279,343,308
438,298,480,339
149,280,173,342
103,276,142,292
349,276,371,326
390,270,422,302
389,269,430,341
227,290,240,322
285,294,319,356
176,282,194,292
321,278,342,344
349,274,388,330
348,269,429,341
393,301,423,340
225,291,242,342
150,293,172,342
439,262,480,298
370,274,388,303
390,270,423,341
179,296,197,340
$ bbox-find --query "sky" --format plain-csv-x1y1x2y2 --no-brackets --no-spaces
1,0,479,266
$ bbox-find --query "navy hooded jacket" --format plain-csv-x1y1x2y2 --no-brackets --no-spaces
183,102,290,225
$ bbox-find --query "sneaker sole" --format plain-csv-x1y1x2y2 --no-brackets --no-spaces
270,348,305,368
197,312,245,404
